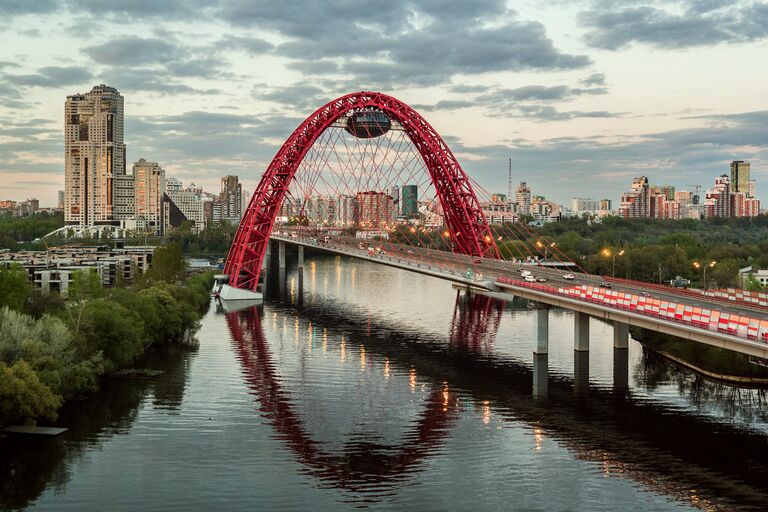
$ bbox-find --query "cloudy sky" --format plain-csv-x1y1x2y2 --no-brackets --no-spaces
1,0,767,207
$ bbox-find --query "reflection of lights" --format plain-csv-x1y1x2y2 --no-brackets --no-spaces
482,400,491,425
534,427,543,451
384,357,390,379
340,335,346,362
294,317,299,342
360,346,366,369
409,367,416,391
322,328,327,352
442,382,449,411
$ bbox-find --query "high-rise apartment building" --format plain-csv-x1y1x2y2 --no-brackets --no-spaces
356,191,397,229
336,195,357,227
165,187,205,232
220,175,243,224
515,182,531,216
401,185,418,218
64,84,126,226
674,191,693,205
730,161,751,195
704,174,731,219
572,197,599,212
133,159,166,234
618,176,649,218
57,190,65,209
650,184,675,201
305,196,336,226
598,199,612,211
390,186,400,215
166,177,183,193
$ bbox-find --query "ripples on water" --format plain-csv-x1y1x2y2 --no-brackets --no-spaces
2,254,768,511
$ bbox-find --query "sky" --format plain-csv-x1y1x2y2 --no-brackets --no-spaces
0,0,767,207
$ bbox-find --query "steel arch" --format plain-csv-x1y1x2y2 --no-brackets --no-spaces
224,91,499,290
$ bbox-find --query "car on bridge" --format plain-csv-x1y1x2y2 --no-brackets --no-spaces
525,275,537,283
563,274,575,280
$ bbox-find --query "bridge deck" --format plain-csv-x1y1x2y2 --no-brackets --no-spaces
270,233,768,358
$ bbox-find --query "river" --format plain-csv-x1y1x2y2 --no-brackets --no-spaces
2,253,768,511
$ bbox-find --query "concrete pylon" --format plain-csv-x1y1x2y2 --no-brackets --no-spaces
534,305,549,354
613,321,629,349
532,353,549,399
574,312,590,352
278,241,286,269
574,350,589,395
297,245,304,270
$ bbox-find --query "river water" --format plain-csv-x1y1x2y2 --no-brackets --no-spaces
3,254,768,511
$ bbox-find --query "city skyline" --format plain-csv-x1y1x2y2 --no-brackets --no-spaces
1,1,767,206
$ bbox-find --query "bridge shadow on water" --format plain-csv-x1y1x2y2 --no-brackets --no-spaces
226,271,768,510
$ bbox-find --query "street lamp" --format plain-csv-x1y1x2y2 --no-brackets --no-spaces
693,260,716,291
602,248,624,277
536,240,556,260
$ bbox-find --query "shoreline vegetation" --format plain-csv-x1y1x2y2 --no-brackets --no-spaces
0,242,213,426
631,327,768,384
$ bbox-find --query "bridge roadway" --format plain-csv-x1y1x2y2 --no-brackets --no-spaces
270,233,768,359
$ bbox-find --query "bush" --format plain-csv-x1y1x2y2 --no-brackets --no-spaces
0,361,62,424
73,300,145,373
0,308,103,399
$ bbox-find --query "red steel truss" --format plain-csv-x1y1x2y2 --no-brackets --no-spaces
224,91,500,290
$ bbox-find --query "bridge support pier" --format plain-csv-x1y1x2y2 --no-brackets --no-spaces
574,312,590,352
532,353,548,399
278,241,286,269
613,347,629,391
613,321,629,349
534,304,549,354
297,245,304,270
574,350,590,395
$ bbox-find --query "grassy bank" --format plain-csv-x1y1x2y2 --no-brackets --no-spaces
0,243,214,426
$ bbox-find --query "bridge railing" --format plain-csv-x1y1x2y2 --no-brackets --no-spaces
497,276,768,344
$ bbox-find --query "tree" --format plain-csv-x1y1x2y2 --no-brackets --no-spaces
73,300,145,372
0,265,32,311
146,243,187,284
0,360,62,424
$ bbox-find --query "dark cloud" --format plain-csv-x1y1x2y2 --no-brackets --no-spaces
82,36,184,66
579,73,606,86
66,0,208,19
411,100,475,112
1,0,59,15
215,35,275,56
253,83,330,112
580,1,768,50
215,0,589,86
95,67,220,95
5,66,92,87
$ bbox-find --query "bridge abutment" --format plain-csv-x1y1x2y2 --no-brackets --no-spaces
574,312,590,352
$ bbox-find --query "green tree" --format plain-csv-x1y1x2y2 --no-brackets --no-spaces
146,243,187,284
0,265,32,311
73,300,145,372
0,360,62,424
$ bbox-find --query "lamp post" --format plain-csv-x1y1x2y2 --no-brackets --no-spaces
693,260,716,291
602,249,624,277
537,240,556,261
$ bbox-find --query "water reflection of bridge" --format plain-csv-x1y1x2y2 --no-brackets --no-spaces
225,290,768,511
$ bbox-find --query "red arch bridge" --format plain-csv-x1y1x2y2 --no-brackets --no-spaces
218,91,768,359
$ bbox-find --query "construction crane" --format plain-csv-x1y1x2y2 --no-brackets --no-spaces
686,183,702,202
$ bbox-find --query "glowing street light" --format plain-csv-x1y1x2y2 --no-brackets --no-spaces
602,248,625,277
693,260,716,291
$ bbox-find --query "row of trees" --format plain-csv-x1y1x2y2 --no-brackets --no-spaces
0,243,213,425
534,216,768,288
0,212,64,250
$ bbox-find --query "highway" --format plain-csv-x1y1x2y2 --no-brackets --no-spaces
275,231,768,322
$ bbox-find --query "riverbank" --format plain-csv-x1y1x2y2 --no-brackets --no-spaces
630,326,768,384
0,243,214,426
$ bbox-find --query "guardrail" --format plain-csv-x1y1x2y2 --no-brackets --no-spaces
497,277,768,344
